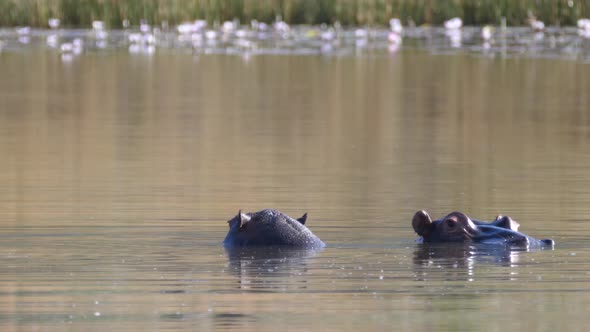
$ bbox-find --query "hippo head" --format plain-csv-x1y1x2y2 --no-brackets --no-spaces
224,209,321,248
412,210,554,248
227,210,308,232
413,210,477,242
227,210,250,231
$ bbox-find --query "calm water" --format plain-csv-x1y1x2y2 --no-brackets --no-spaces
1,48,590,331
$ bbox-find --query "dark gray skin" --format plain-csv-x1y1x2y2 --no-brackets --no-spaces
412,210,554,248
223,209,325,249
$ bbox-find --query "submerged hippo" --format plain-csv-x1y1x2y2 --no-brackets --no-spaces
412,210,554,248
223,209,325,248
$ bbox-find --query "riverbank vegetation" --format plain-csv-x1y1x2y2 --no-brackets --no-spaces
1,0,589,28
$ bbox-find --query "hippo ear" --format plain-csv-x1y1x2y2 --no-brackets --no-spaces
412,210,434,236
495,215,520,231
238,210,251,230
297,213,307,225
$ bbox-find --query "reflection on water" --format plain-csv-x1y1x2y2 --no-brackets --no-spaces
415,243,522,268
1,47,590,330
224,247,320,291
412,243,536,282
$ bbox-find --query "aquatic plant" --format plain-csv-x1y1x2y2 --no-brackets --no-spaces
0,0,589,28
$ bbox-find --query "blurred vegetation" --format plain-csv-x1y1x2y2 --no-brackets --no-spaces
0,0,589,28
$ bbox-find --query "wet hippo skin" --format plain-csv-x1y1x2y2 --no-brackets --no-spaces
412,210,554,248
223,209,325,249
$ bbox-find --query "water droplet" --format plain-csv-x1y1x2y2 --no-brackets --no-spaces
94,312,101,317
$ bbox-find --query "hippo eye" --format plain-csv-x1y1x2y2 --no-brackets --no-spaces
445,219,455,228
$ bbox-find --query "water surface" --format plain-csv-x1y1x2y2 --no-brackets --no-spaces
1,49,590,331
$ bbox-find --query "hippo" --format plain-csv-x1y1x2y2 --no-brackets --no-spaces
223,209,325,249
412,210,554,248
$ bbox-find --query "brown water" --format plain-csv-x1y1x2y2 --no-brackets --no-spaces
1,49,590,331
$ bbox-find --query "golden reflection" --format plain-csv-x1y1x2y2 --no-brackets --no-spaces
1,48,590,332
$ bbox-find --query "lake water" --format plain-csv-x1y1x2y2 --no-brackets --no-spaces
1,44,590,331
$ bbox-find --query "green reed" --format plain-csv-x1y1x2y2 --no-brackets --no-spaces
0,0,589,28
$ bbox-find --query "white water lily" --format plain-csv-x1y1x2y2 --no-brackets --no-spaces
389,18,403,34
444,17,462,30
48,18,60,29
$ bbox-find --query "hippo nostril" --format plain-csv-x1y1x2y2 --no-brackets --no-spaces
445,219,455,228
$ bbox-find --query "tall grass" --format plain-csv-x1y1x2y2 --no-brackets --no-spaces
0,0,589,27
